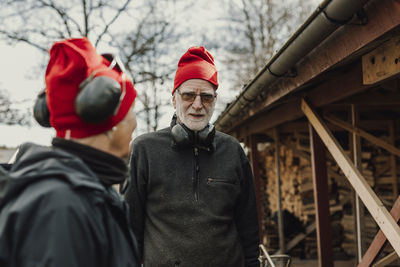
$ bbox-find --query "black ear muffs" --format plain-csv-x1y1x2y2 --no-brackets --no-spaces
197,124,215,146
33,53,124,127
74,76,121,123
171,123,215,148
33,73,122,126
171,123,193,146
33,90,51,127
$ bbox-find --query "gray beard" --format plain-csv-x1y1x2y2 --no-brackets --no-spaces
175,107,214,132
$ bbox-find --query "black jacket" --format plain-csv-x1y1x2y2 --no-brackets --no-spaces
125,127,259,267
0,142,140,267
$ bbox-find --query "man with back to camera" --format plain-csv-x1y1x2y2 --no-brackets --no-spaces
0,37,140,267
125,46,260,266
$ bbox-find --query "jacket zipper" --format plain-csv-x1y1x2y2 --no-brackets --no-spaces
193,147,199,202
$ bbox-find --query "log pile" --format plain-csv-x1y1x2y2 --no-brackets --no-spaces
260,143,347,257
263,145,304,222
258,131,399,260
262,144,348,223
373,147,399,208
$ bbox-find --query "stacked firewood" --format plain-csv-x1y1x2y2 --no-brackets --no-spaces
263,145,305,222
258,134,400,259
260,143,346,258
373,148,399,208
263,143,349,223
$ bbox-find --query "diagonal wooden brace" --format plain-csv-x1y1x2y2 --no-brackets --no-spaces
358,196,400,267
301,98,400,257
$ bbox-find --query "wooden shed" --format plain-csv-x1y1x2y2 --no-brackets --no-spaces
214,0,400,266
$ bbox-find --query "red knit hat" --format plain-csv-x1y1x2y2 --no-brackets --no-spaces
45,37,137,138
172,46,218,95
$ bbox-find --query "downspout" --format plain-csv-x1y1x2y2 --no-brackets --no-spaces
215,0,369,130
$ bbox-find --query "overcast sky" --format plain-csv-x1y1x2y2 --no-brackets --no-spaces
0,0,320,148
0,0,242,148
0,42,53,147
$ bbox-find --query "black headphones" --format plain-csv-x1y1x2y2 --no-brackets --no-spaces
33,54,125,127
170,114,215,150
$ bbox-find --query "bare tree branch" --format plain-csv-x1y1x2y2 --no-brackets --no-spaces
82,0,89,36
37,0,73,36
95,0,132,46
220,0,315,90
0,30,48,52
0,89,31,126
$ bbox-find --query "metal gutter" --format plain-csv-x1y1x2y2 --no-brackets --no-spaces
215,0,369,131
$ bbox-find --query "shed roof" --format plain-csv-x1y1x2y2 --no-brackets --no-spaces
214,0,400,140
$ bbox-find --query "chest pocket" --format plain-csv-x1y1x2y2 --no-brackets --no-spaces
206,178,238,186
203,176,240,214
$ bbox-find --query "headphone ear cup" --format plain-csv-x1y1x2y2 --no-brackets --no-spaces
33,90,51,128
75,76,121,124
197,124,215,145
171,124,191,146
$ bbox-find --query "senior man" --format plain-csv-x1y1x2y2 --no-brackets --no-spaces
125,46,259,267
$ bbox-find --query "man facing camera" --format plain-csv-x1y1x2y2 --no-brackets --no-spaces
125,46,259,267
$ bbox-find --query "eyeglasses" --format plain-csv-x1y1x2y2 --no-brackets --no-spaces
177,90,217,104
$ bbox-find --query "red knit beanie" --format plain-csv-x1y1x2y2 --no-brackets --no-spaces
45,37,137,139
172,46,218,95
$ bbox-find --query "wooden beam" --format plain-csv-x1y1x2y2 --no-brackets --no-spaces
362,36,400,84
372,251,399,267
325,115,400,158
309,124,334,267
339,91,400,106
249,135,263,241
358,196,400,267
389,121,399,199
352,105,365,263
274,128,285,253
278,117,398,134
348,110,360,260
232,61,367,137
301,98,400,256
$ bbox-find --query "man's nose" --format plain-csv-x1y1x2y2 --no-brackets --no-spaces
191,95,203,109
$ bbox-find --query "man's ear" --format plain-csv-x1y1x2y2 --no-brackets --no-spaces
172,94,176,109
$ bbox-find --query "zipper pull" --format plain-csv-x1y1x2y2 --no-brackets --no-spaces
194,147,198,156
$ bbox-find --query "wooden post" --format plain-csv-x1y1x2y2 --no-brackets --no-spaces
389,121,399,200
274,128,285,253
249,135,263,242
309,124,334,267
352,105,365,263
301,98,400,256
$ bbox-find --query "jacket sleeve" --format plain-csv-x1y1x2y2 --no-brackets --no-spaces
7,181,105,267
235,157,260,267
124,142,147,260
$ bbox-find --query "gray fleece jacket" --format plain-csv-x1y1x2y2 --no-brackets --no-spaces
125,126,259,267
